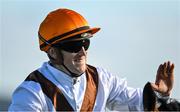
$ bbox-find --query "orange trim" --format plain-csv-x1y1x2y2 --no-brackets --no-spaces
40,27,100,52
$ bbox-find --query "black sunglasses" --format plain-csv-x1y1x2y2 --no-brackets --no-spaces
53,39,90,53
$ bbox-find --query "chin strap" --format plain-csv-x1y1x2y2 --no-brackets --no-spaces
62,62,77,77
50,49,83,77
62,62,83,77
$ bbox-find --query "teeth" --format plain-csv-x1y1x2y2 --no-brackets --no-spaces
77,60,82,61
76,59,83,61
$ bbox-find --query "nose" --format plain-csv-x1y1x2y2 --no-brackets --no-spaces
78,47,86,56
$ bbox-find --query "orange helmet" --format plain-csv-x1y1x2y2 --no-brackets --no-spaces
38,8,100,52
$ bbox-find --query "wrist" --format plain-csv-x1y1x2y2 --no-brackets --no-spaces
154,91,170,99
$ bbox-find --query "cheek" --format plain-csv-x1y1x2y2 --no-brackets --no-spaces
65,56,73,64
64,54,76,65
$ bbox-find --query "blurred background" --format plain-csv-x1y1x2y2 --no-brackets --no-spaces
1,0,180,110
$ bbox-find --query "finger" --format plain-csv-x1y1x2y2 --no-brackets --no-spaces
166,61,171,77
160,64,164,79
150,83,159,92
155,64,163,84
156,64,163,84
163,62,168,77
167,61,170,71
159,63,165,79
170,63,175,74
169,63,175,79
168,63,175,92
157,64,162,74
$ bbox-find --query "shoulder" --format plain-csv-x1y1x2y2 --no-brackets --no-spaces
17,79,43,95
87,64,111,75
89,65,114,77
9,80,45,111
87,64,116,82
88,65,127,85
12,79,44,102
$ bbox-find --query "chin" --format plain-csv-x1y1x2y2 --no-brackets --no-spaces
75,64,86,73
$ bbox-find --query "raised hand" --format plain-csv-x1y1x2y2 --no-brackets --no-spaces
151,61,175,96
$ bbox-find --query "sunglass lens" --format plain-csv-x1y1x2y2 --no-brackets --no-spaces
83,39,90,50
60,39,90,53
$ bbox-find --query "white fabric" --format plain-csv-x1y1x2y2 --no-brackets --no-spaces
9,62,143,111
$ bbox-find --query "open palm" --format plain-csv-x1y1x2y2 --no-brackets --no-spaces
151,61,174,96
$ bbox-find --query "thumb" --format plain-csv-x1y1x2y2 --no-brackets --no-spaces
150,83,159,91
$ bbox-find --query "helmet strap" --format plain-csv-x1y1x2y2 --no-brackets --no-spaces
60,50,83,77
48,48,83,77
62,62,82,77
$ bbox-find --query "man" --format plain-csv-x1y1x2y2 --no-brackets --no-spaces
9,8,175,111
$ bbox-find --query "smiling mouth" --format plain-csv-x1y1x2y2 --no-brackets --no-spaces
74,59,84,62
74,58,85,63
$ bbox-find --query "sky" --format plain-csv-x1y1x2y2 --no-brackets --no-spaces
1,0,180,102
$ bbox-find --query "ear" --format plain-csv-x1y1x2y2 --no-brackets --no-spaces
47,47,63,65
47,47,57,59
